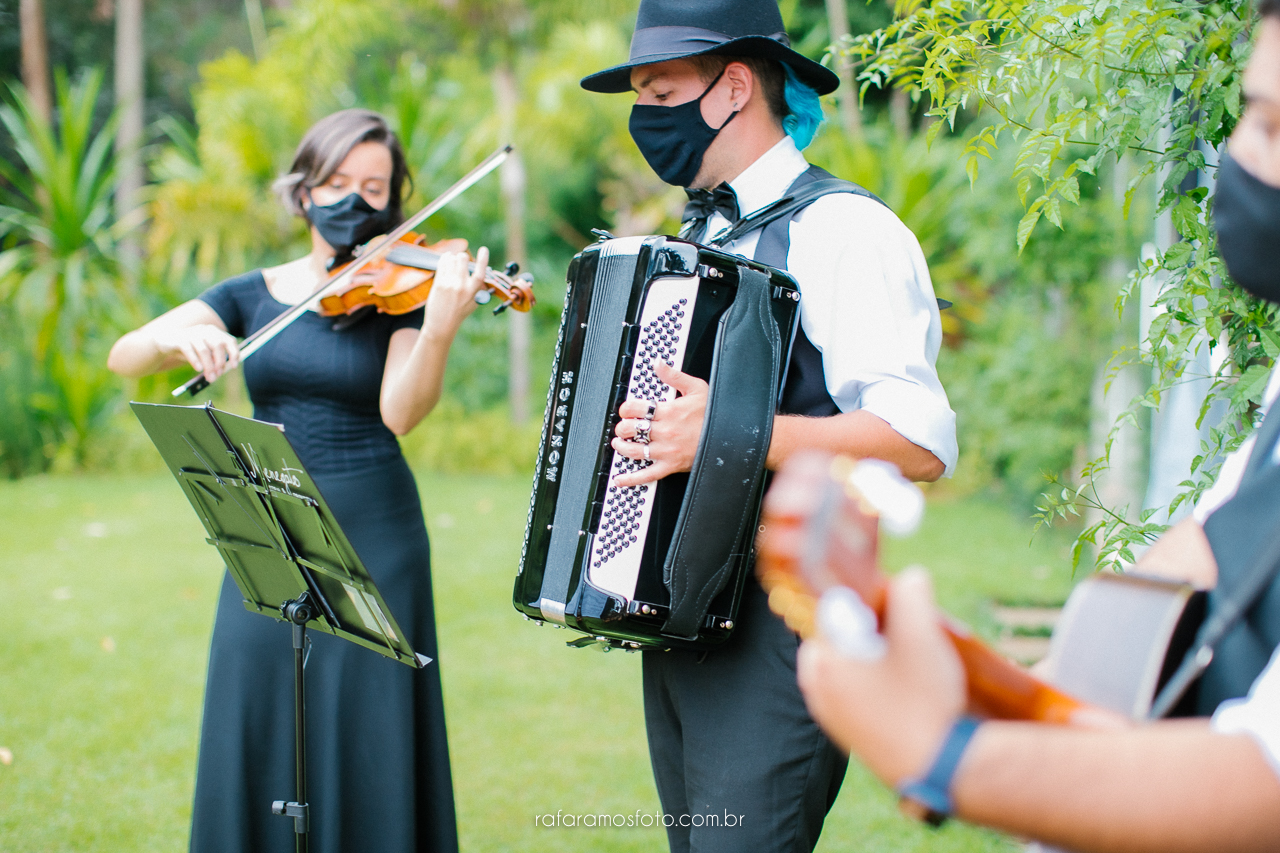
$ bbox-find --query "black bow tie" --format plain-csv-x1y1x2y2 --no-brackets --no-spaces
682,183,741,239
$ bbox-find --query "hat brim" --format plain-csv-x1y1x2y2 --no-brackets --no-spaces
580,36,840,97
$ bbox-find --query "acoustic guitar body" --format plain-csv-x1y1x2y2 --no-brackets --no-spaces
1043,572,1206,719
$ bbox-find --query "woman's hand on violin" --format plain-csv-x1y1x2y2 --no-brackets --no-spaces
422,247,489,339
381,247,489,435
153,324,241,381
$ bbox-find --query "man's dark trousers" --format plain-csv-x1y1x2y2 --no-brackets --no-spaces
642,577,847,853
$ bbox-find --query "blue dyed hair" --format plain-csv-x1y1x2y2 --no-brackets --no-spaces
782,64,823,150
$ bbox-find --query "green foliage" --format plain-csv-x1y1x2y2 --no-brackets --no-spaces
0,70,133,472
807,119,1135,506
807,119,973,288
0,0,256,126
944,291,1099,503
400,398,541,474
847,0,1278,567
146,112,285,298
0,304,56,476
146,0,413,294
950,158,1140,504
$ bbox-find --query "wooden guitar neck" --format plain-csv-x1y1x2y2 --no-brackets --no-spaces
757,451,1095,725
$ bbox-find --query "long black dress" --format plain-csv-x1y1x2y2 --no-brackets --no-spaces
189,271,458,853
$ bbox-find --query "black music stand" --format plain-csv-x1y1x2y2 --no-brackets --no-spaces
131,401,431,853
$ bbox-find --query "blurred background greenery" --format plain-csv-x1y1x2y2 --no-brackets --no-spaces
0,0,1146,510
0,0,1258,849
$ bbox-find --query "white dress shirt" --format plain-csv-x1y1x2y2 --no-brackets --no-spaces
701,137,959,475
1212,643,1280,780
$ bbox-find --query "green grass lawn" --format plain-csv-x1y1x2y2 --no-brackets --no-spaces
0,469,1079,852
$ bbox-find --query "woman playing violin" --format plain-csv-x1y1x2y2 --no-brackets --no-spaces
108,109,476,853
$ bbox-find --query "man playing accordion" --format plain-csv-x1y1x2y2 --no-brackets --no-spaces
580,1,958,850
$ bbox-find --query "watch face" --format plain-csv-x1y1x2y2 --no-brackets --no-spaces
897,795,947,828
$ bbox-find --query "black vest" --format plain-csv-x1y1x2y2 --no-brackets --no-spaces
1197,403,1280,713
750,164,853,417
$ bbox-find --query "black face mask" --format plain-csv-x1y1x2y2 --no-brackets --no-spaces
629,69,740,188
1214,151,1280,304
306,191,393,256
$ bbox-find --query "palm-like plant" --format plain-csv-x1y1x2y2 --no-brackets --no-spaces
0,69,131,468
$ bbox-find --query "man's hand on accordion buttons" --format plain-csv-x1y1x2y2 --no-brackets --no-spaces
611,361,708,487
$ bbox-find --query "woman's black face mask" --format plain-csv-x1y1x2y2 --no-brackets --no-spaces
307,191,393,256
629,69,740,188
1214,151,1280,305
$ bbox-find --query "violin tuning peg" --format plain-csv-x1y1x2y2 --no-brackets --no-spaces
504,262,520,277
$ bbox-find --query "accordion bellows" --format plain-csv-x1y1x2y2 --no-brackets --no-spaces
514,236,802,650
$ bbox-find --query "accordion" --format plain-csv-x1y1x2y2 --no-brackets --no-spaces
514,235,801,650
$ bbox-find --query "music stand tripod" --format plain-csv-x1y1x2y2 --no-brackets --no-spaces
132,401,432,853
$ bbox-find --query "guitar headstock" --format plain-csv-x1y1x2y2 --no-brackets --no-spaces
757,451,922,639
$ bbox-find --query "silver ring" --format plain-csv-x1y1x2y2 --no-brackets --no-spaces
634,418,652,444
643,444,651,462
644,401,657,420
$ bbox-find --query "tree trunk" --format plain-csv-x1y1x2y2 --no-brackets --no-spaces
824,0,862,141
114,0,145,273
19,0,52,124
1082,156,1148,540
244,0,268,59
889,88,911,136
494,62,531,426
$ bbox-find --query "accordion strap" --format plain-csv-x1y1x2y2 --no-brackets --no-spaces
662,264,781,640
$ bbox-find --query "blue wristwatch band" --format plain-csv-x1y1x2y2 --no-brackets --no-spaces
896,714,982,827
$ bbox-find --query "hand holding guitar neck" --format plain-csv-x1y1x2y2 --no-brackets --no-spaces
757,450,1106,726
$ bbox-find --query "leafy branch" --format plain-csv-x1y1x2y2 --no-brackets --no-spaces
849,0,1277,569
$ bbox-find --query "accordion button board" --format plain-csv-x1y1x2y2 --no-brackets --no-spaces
514,235,802,651
588,281,697,601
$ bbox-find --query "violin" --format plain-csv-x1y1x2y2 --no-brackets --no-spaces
173,146,517,398
318,233,534,318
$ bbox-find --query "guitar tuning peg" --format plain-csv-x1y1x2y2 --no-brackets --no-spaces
505,261,520,277
818,587,887,661
847,459,924,537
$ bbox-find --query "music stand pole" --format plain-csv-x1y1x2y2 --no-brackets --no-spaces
273,592,317,853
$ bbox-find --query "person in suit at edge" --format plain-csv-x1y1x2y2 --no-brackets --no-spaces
796,4,1280,849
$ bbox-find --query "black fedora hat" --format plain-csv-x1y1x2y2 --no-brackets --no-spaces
581,0,840,96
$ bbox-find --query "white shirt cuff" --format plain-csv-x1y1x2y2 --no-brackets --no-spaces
1211,645,1280,783
849,378,960,477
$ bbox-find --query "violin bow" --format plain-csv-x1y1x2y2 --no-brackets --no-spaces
173,145,514,398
